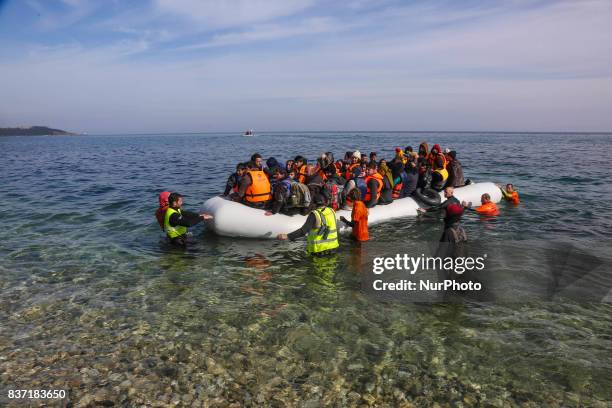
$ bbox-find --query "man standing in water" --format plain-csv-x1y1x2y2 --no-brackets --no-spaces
164,193,213,246
417,186,459,214
277,195,339,255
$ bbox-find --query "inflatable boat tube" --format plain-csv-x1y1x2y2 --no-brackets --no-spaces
202,182,502,239
414,187,441,206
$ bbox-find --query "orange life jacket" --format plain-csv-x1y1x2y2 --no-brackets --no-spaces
345,163,359,180
507,191,520,205
475,201,499,216
351,200,369,241
245,170,272,203
296,164,307,184
427,152,447,169
392,182,403,199
364,173,383,202
317,169,328,181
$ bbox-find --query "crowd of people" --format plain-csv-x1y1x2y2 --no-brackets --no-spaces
155,142,519,251
224,143,468,216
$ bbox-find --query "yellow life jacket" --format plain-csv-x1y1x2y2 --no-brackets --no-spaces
164,207,188,239
433,167,449,181
306,207,339,254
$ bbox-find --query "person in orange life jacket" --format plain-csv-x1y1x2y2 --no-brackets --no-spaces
389,157,407,199
164,193,213,246
340,188,369,242
344,151,361,180
364,162,384,208
224,163,247,196
417,186,460,214
155,191,171,229
463,193,500,216
235,161,272,209
427,144,447,169
499,183,520,205
251,153,264,171
316,153,334,180
293,156,308,183
342,166,367,209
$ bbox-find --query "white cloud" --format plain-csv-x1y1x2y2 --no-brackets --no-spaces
2,0,612,132
154,0,316,29
179,16,343,49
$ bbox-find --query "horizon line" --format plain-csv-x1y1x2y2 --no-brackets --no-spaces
80,130,612,136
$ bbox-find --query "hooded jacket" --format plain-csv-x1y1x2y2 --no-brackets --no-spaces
155,191,171,229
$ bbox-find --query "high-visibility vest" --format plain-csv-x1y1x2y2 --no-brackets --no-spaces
164,207,188,239
306,207,339,254
245,170,272,203
364,173,383,202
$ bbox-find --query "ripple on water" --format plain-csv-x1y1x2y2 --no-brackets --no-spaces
0,132,611,406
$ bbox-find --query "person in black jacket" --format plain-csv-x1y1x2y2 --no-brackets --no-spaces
402,159,419,197
417,187,459,214
164,193,213,246
224,163,246,196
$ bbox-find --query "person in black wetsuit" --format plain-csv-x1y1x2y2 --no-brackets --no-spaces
164,193,213,246
417,186,459,214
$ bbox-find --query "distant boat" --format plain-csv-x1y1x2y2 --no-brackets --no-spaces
243,128,254,137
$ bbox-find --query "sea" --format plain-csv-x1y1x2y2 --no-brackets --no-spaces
1,132,611,406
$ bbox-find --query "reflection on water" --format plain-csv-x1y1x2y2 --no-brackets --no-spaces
0,132,611,406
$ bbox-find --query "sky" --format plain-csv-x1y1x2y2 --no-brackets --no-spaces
0,0,611,133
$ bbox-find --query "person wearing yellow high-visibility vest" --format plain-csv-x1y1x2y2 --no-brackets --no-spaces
277,195,339,255
164,192,213,246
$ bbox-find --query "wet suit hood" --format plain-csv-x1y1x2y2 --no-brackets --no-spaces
444,203,463,225
158,191,171,207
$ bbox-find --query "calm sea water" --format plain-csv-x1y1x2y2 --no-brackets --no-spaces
1,132,611,406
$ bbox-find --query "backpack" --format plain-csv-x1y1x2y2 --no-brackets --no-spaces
323,183,339,210
290,182,311,208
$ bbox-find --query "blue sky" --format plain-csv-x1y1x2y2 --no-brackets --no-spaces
0,0,611,133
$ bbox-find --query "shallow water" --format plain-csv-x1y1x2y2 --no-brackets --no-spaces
1,132,611,406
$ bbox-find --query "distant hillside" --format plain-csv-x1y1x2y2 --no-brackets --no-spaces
0,126,77,136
